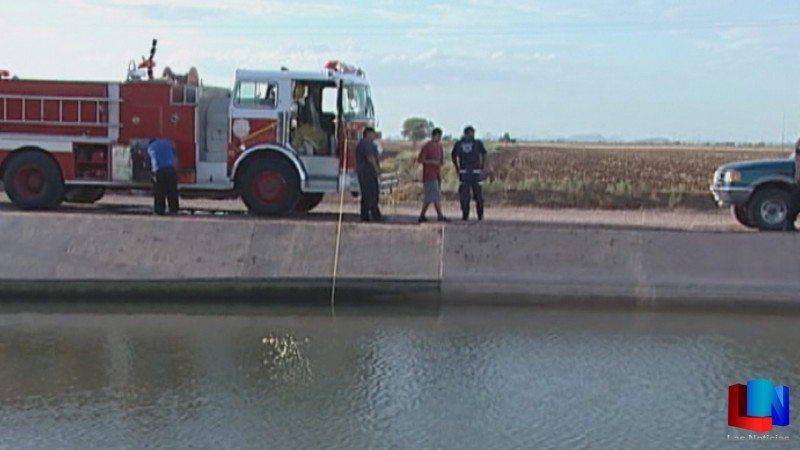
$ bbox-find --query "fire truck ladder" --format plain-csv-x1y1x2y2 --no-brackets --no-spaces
0,94,121,129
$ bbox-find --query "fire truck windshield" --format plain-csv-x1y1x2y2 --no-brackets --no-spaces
341,83,374,121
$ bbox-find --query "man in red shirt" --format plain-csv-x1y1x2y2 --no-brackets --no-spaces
417,128,450,223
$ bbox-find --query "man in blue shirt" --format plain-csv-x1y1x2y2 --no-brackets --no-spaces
147,138,179,215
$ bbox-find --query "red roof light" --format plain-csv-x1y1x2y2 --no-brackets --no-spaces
324,60,364,76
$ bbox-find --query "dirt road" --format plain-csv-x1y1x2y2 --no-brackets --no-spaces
0,193,746,232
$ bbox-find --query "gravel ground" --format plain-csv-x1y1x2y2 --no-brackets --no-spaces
0,192,745,232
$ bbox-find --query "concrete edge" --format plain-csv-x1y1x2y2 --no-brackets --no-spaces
441,281,800,312
0,279,442,304
3,278,800,313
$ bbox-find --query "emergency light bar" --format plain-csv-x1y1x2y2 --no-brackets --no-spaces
0,70,10,79
324,60,365,77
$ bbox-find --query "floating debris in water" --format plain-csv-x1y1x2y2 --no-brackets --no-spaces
260,333,312,383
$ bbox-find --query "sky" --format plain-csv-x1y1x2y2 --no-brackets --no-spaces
2,0,800,142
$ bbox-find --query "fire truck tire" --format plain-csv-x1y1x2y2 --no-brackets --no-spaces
295,193,324,213
3,151,65,210
64,187,106,204
239,157,300,216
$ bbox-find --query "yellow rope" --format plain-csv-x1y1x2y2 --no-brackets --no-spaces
239,123,277,145
330,139,349,317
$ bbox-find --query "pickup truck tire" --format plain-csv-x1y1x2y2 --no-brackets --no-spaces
732,205,756,229
747,187,792,231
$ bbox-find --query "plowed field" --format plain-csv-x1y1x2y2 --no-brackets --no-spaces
381,141,787,210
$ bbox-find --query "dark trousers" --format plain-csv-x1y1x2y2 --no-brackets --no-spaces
153,167,179,215
358,171,382,221
459,174,484,219
788,184,800,227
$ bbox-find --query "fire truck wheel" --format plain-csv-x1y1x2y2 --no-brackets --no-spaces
295,193,324,213
239,157,300,216
3,151,65,210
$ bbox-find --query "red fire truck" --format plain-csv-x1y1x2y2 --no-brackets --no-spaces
0,42,392,215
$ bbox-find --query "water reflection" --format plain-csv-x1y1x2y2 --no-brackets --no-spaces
0,308,796,449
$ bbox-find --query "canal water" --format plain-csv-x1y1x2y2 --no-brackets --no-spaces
0,305,796,449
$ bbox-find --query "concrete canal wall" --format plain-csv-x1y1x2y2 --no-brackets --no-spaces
1,212,800,307
442,225,800,306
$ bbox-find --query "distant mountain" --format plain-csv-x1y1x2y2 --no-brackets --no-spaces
567,133,607,143
386,132,784,147
631,137,678,145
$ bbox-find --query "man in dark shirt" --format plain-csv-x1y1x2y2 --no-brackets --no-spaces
451,126,487,221
147,138,180,215
355,127,383,222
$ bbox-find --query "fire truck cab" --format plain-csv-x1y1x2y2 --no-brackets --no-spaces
0,54,390,216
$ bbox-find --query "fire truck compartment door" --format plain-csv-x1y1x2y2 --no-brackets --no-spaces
196,162,229,185
111,145,133,181
201,96,229,163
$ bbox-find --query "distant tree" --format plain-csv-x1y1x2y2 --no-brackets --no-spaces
401,117,435,146
499,132,517,143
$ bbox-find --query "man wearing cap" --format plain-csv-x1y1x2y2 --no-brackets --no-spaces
451,126,487,221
